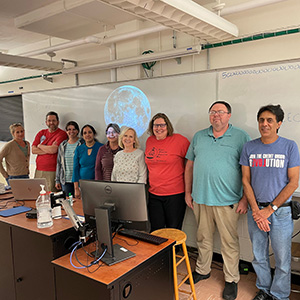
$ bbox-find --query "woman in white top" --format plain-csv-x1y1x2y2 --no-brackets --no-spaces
111,127,147,184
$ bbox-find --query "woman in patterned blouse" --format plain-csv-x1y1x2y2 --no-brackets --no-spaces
111,127,147,184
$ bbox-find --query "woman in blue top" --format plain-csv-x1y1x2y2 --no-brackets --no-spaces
73,124,103,198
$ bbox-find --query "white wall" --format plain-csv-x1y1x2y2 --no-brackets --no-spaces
1,1,300,95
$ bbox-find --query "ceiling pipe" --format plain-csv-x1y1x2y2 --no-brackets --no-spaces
219,0,289,16
21,25,167,57
21,36,101,57
109,43,117,82
62,45,201,75
102,25,167,44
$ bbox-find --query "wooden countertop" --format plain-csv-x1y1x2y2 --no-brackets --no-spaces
52,233,175,286
0,192,83,236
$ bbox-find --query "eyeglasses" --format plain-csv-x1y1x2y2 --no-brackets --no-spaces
209,110,229,115
106,130,118,136
153,124,167,128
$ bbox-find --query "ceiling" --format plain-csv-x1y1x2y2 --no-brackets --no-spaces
0,0,217,53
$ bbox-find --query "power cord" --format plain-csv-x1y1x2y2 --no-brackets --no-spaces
0,196,14,201
70,241,107,270
0,199,17,209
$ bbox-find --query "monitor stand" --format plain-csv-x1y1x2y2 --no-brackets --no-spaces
93,244,135,266
94,206,136,266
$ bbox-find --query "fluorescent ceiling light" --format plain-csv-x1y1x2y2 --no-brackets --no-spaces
99,0,238,42
62,45,201,74
0,53,63,71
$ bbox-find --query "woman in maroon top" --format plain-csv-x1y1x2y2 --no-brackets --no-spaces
95,123,122,181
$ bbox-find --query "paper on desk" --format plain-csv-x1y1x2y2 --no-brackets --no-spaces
63,215,85,222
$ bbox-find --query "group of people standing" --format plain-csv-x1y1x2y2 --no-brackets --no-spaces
0,111,190,235
0,101,299,300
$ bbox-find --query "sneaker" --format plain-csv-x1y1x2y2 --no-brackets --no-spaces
223,282,237,300
185,271,210,285
253,290,273,300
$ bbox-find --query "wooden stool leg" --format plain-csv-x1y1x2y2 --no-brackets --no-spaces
182,242,197,300
172,245,179,300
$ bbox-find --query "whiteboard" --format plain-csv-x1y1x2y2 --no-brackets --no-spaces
22,72,217,148
23,61,300,193
218,62,300,194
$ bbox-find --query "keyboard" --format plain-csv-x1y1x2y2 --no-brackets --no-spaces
118,229,168,245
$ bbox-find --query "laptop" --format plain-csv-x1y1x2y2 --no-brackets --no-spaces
10,178,48,201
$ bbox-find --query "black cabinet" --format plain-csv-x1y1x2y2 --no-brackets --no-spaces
0,222,15,300
0,220,77,300
54,242,174,300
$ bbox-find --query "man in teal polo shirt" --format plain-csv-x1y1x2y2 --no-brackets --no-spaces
185,101,250,300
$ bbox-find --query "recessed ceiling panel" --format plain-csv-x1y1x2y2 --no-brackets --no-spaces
17,11,113,40
14,0,138,40
0,0,58,17
68,1,138,27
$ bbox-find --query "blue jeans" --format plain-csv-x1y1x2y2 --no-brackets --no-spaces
6,175,29,189
247,206,293,300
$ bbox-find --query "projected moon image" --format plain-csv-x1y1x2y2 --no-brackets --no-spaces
104,85,151,137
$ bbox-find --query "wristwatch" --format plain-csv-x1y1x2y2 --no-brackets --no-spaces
270,202,278,211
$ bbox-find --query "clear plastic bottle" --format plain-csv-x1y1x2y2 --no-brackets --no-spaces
36,184,53,228
68,192,73,206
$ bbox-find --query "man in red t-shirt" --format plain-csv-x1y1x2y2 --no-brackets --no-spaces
32,111,67,192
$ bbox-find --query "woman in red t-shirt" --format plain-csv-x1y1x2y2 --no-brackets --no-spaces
145,113,190,232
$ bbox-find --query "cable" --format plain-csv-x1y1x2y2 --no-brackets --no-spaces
0,199,16,209
0,199,26,210
292,230,300,239
70,241,107,269
15,200,25,207
0,196,14,200
70,241,85,269
115,235,139,246
114,225,139,246
82,241,96,258
141,50,156,70
86,259,104,274
113,223,124,239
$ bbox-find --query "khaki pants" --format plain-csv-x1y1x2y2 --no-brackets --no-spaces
34,170,57,193
193,203,240,283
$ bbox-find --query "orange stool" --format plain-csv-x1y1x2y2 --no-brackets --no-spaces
152,228,197,300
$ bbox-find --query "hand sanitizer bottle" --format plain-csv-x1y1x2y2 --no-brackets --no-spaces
36,184,53,228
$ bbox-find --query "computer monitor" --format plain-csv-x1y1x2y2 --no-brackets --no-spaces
79,179,149,265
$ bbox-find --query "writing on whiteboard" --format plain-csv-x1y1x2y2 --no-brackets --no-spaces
286,112,300,123
221,63,300,79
